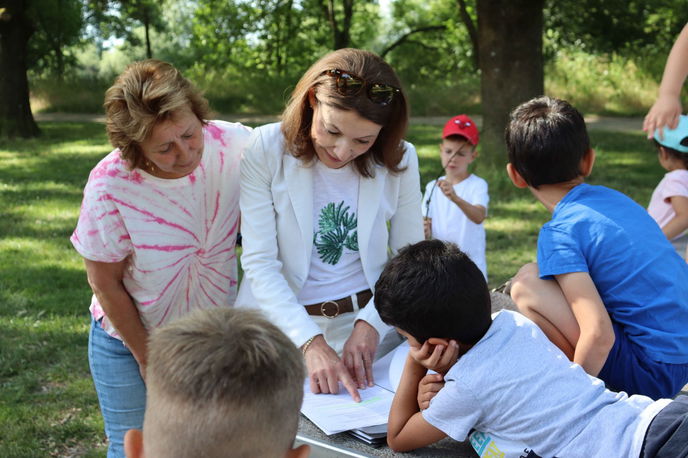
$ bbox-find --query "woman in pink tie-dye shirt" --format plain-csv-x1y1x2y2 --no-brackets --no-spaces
70,60,251,458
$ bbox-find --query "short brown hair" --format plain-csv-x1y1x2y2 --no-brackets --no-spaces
143,307,305,458
281,48,409,177
103,59,210,170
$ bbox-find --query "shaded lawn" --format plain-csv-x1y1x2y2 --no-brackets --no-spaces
0,121,661,456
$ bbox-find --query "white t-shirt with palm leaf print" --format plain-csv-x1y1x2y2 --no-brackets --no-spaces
297,161,369,305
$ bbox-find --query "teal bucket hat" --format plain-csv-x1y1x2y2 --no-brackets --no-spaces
654,114,688,154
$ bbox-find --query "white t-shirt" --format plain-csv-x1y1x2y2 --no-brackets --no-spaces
422,310,669,458
71,121,251,338
423,174,489,279
296,160,369,304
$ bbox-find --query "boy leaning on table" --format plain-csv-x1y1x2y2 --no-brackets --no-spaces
374,239,688,457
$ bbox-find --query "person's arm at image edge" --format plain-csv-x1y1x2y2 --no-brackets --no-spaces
643,23,688,138
555,271,614,376
84,258,149,372
387,354,447,452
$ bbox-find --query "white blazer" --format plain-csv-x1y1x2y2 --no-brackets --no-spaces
236,122,424,347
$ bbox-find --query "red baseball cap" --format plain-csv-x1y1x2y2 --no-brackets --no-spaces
442,114,479,146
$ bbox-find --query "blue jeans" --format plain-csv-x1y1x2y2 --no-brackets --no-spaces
88,318,146,458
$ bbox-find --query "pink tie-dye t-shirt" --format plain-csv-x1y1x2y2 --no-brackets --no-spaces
71,120,251,338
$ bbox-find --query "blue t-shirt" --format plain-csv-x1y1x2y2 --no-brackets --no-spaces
537,183,688,364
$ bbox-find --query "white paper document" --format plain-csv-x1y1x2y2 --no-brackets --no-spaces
300,341,409,435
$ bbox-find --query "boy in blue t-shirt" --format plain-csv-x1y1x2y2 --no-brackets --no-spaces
504,96,688,399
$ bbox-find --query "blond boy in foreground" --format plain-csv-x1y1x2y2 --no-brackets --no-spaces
124,307,309,458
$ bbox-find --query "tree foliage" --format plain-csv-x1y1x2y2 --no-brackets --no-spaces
7,0,688,138
543,0,687,56
28,0,83,75
85,0,166,58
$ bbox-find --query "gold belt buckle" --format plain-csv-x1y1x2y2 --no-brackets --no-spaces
320,300,340,319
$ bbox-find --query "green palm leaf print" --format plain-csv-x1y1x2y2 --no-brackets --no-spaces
315,201,358,265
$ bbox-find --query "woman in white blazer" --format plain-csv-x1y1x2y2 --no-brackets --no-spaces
238,48,423,401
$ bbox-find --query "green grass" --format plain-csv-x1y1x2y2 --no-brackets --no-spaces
0,121,662,455
0,122,109,456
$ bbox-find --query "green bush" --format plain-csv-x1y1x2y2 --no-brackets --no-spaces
30,76,110,114
186,65,298,115
545,49,661,116
29,48,683,117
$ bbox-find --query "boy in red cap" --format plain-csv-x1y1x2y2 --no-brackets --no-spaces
422,114,489,279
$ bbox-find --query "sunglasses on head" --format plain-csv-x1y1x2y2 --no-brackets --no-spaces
323,69,400,106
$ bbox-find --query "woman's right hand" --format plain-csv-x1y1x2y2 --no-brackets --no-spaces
304,335,361,402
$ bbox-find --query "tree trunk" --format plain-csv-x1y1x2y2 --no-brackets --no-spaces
0,0,40,138
321,0,354,50
143,7,152,58
477,0,543,168
456,0,479,70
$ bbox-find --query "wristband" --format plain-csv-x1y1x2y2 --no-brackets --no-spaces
302,335,317,355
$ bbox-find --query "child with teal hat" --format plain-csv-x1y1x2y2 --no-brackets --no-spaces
648,114,688,259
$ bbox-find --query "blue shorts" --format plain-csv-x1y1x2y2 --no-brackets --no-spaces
598,321,688,399
641,395,688,458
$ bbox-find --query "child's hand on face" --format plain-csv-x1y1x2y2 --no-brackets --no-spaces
408,339,459,375
417,373,444,410
437,179,457,200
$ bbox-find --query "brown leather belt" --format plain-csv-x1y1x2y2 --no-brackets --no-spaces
304,289,373,318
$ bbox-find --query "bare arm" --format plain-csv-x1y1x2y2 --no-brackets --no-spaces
644,23,688,138
84,258,149,370
662,195,688,240
387,354,447,452
555,272,614,376
437,179,486,224
451,197,486,224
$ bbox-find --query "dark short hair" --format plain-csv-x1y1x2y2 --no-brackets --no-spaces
281,48,408,178
505,96,590,188
374,240,492,344
653,139,688,169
